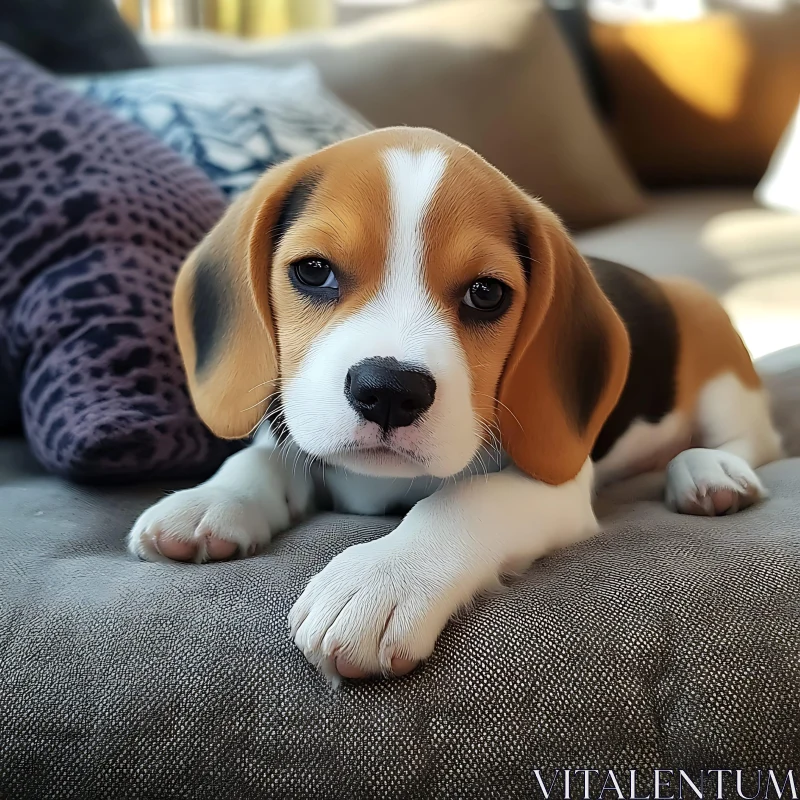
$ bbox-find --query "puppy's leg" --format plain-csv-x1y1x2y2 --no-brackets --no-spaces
128,429,314,563
290,462,598,681
666,373,783,516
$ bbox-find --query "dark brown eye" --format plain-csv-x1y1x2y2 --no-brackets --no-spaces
463,279,507,312
292,258,338,289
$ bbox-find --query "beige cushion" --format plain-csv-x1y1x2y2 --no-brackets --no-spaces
145,0,646,231
575,189,800,359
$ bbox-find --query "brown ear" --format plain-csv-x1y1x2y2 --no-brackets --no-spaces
173,157,314,439
497,202,630,484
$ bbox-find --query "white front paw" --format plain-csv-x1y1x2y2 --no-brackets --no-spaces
128,485,287,563
289,541,457,681
666,448,767,516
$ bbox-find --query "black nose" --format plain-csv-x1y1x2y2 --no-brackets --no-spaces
345,357,436,430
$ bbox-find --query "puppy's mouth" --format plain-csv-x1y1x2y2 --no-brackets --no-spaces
342,443,421,462
350,444,422,464
324,442,426,476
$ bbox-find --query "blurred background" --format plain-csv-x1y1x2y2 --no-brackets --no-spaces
111,0,800,36
115,0,338,36
0,0,798,366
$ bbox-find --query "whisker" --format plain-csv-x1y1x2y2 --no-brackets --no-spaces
276,433,293,463
473,449,489,483
293,446,306,478
277,437,293,466
514,251,542,265
473,391,525,433
246,378,280,394
240,389,279,414
477,419,502,461
247,407,270,438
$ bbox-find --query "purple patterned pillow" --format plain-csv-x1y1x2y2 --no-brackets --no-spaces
0,46,239,481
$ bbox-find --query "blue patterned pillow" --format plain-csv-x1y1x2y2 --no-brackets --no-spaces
67,64,372,198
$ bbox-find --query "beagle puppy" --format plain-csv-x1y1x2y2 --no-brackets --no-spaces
129,128,782,681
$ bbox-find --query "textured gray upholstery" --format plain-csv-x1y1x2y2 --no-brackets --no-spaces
1,434,799,798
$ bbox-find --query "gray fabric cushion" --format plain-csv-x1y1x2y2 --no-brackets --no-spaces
1,436,799,797
761,346,800,460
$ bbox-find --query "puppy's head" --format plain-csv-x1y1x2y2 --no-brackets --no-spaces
174,128,629,484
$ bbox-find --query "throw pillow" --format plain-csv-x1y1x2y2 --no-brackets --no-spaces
67,63,372,199
0,45,233,482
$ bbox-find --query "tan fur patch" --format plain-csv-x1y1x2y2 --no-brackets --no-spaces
659,278,761,419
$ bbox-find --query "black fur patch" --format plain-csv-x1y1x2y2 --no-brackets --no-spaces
271,175,319,251
192,260,229,375
560,296,611,435
589,257,679,461
513,223,533,282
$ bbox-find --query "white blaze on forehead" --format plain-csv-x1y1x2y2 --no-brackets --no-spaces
382,147,448,304
320,145,453,365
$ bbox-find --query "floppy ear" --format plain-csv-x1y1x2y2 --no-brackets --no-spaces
173,157,314,439
497,202,630,485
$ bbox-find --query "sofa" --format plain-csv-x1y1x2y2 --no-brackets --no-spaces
2,1,800,797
